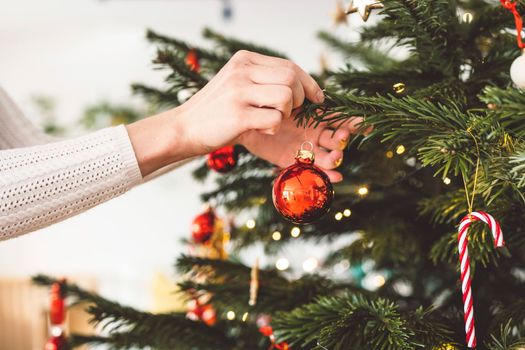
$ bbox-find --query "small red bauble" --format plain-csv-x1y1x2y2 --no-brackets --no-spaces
44,334,66,350
186,299,217,326
207,146,238,173
49,282,65,325
191,208,216,244
272,147,334,224
185,49,200,73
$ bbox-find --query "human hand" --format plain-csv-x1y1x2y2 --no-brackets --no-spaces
239,114,368,183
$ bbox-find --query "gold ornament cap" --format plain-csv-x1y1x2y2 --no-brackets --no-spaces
296,141,315,164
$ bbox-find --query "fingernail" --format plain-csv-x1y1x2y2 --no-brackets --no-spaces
335,157,343,167
316,90,325,103
339,138,349,150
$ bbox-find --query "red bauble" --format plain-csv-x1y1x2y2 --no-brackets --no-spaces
49,282,65,325
186,299,217,326
272,149,334,224
186,49,200,73
44,334,66,350
207,146,237,173
191,208,216,244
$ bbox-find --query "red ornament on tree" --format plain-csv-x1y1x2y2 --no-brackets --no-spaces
186,299,217,326
273,143,334,224
186,49,200,73
207,146,238,173
191,208,216,244
49,281,66,325
44,333,67,350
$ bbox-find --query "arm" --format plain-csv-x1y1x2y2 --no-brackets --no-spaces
1,50,360,241
0,86,56,149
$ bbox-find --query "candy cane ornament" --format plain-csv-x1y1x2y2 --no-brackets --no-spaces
458,211,505,348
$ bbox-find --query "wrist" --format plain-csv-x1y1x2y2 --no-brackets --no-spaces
127,106,195,177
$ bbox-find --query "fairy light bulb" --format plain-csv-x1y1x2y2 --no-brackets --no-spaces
396,145,406,155
343,209,352,217
302,257,319,272
290,227,301,238
272,231,282,241
275,258,290,271
246,219,256,229
335,212,343,221
358,186,369,196
443,177,451,185
386,151,394,158
226,311,236,320
242,312,249,322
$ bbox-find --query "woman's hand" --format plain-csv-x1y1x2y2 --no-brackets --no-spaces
127,50,365,180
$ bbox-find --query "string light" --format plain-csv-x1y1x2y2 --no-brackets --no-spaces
373,274,386,287
358,186,369,196
386,150,394,158
335,212,343,221
302,257,319,272
396,145,406,155
343,209,352,217
246,219,256,229
290,227,301,238
275,258,290,271
443,177,451,185
242,312,249,322
393,82,406,94
462,12,473,23
226,310,236,320
272,231,282,241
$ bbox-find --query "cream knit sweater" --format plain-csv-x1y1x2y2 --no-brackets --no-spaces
0,87,145,241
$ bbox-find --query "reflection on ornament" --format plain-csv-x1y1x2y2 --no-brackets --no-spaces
462,12,473,23
191,208,216,244
511,50,525,88
273,146,334,224
393,82,406,94
346,0,384,22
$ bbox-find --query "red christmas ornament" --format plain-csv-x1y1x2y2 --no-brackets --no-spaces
44,334,66,350
207,146,238,173
272,144,334,224
186,299,217,326
49,282,66,325
191,208,216,244
186,49,200,73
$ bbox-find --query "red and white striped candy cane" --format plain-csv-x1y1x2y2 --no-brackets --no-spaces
458,211,504,348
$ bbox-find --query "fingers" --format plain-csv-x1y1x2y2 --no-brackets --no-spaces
244,84,293,120
323,169,343,183
315,148,344,172
244,106,283,135
248,65,305,109
319,128,350,151
234,50,324,104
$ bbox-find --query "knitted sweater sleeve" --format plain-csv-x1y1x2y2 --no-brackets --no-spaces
0,88,144,240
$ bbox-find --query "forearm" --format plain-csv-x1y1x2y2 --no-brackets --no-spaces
0,126,143,240
126,105,201,177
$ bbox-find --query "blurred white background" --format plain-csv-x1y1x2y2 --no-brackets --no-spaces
0,0,357,309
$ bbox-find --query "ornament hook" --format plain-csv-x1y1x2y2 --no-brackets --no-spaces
301,141,314,152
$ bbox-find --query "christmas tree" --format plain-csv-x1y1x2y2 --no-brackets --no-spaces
34,1,525,349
